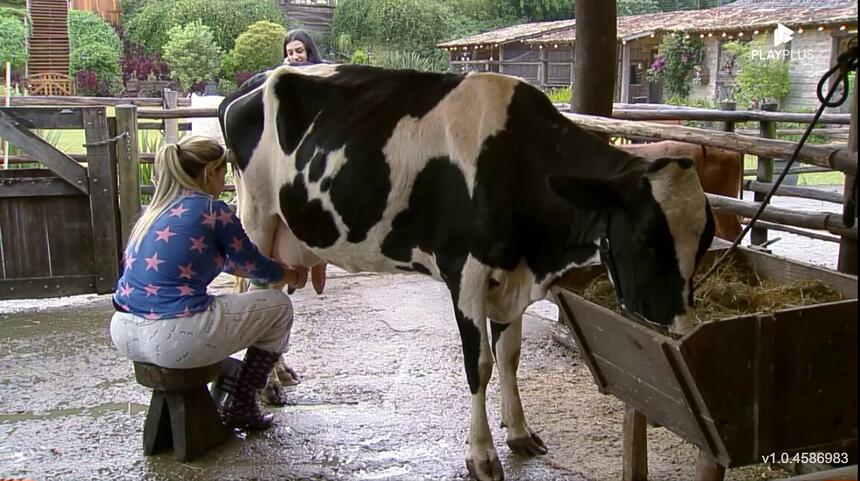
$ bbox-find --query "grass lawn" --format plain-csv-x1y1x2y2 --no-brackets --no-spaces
743,155,845,187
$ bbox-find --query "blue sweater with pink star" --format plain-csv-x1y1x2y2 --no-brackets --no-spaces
113,192,285,320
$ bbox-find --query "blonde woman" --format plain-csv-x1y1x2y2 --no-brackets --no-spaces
110,135,306,431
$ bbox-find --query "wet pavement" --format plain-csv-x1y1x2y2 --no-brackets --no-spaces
0,269,786,481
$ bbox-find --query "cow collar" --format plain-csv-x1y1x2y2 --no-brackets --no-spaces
598,213,670,335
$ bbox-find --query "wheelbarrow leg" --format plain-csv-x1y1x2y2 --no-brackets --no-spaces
622,405,648,481
695,450,726,481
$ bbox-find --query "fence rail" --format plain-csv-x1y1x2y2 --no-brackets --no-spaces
2,93,857,274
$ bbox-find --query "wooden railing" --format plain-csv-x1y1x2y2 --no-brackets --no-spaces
3,94,857,273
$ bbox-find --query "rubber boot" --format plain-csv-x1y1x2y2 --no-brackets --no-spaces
219,347,280,431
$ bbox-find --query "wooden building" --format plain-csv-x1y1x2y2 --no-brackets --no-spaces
69,0,121,26
438,2,857,110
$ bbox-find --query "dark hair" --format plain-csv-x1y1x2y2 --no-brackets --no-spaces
283,29,325,64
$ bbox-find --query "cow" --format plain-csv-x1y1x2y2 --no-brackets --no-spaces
218,63,715,481
620,140,743,241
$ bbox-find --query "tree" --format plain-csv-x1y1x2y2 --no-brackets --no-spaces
332,0,453,58
228,21,287,74
162,22,223,90
0,15,26,73
617,0,661,15
125,0,286,55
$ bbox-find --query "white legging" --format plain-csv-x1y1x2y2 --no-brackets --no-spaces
110,289,293,369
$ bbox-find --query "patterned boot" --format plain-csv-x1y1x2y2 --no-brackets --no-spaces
219,346,280,431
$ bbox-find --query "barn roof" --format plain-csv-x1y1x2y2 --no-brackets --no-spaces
436,19,575,48
438,4,857,48
527,4,857,44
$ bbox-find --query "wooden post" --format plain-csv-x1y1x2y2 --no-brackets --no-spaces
83,107,121,294
115,104,141,247
620,42,631,104
162,89,179,144
719,101,736,133
694,450,726,481
838,70,858,274
622,405,648,481
753,103,778,246
540,47,548,88
573,0,617,129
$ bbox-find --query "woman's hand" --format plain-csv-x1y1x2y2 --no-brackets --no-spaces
280,263,309,289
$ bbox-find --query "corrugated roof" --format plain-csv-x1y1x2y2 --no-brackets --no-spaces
529,5,857,43
436,19,575,48
438,4,857,48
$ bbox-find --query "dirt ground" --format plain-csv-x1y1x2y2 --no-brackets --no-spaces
0,268,790,481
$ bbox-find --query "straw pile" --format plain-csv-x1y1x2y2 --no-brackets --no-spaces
578,255,844,324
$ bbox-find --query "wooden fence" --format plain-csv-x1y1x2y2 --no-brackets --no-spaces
1,91,856,301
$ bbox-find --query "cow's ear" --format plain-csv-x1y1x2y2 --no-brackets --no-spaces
548,174,631,211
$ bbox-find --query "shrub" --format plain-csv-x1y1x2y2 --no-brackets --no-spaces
162,22,223,91
68,11,122,95
373,49,448,72
722,39,790,109
350,48,371,65
333,0,453,58
125,0,286,55
229,21,286,73
68,10,122,53
0,15,27,72
69,43,123,94
648,35,703,99
121,43,171,81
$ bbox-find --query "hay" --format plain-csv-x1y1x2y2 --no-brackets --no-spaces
577,255,845,325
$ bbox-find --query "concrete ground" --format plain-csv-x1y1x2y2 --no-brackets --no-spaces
0,268,788,481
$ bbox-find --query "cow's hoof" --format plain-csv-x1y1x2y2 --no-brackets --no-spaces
466,455,504,481
260,383,288,406
276,364,301,386
506,429,547,455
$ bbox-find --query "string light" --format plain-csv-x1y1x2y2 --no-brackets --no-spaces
700,33,705,38
708,32,713,37
840,25,847,31
753,29,760,35
818,26,825,31
649,32,656,38
721,32,727,37
797,27,804,34
738,32,744,37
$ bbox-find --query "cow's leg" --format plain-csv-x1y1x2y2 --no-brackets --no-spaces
450,260,501,481
491,317,547,456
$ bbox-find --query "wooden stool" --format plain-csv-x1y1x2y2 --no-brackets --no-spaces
133,361,231,462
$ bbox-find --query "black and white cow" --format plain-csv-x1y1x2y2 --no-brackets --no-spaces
219,63,715,481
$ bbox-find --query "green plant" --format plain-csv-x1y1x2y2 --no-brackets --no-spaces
3,129,62,169
229,21,286,73
373,49,448,72
125,0,286,55
349,48,371,65
70,44,123,93
68,10,123,95
545,87,572,104
648,35,703,99
722,39,790,109
162,22,223,91
0,15,26,72
333,0,453,59
69,10,123,54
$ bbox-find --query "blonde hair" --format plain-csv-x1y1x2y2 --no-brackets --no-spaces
126,135,226,251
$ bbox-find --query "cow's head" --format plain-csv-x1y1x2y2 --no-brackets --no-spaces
549,157,715,334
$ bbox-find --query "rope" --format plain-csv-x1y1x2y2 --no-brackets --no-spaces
81,130,130,148
694,41,858,291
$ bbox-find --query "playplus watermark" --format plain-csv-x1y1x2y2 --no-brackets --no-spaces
749,24,817,62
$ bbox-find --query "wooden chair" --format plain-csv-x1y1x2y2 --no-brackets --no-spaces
133,361,231,462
